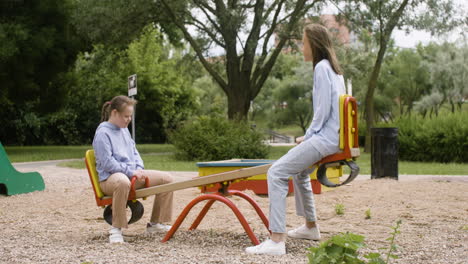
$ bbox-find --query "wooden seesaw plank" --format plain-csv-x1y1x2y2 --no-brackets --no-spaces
134,164,272,197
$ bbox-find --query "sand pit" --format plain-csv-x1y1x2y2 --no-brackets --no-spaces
0,163,467,264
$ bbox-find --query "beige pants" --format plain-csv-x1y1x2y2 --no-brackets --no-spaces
100,170,174,229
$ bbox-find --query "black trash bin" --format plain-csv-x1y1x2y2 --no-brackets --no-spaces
371,127,398,180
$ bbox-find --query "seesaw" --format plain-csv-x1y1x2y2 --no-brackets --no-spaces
85,95,360,245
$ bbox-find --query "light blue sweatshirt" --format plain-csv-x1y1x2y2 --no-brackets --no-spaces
92,122,144,182
304,59,346,156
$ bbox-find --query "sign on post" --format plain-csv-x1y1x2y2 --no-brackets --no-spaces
128,74,137,141
128,74,137,96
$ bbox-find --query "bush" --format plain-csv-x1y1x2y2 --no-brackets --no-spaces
379,112,468,163
169,116,269,161
43,111,82,145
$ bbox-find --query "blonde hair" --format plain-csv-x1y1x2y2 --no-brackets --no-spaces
304,24,343,75
100,95,137,122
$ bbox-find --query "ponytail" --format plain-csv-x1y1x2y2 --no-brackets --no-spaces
100,101,112,122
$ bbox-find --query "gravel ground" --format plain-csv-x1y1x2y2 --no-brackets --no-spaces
0,163,467,264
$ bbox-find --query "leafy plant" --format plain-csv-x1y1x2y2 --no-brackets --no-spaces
307,220,402,264
365,208,372,219
308,232,365,264
335,204,345,215
169,116,269,161
380,220,402,263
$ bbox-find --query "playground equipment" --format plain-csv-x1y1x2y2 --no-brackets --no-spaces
84,94,360,245
0,143,45,195
197,159,342,195
315,95,360,187
85,150,271,244
85,150,150,225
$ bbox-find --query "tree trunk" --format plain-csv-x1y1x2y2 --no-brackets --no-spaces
364,41,388,152
363,0,409,152
226,76,252,120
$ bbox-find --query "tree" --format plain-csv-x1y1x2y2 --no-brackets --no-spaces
270,61,314,133
71,0,184,48
425,43,468,113
0,0,87,145
337,0,459,151
160,0,323,120
380,48,431,116
250,52,301,122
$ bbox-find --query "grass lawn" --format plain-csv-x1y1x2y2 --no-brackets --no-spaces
5,145,468,175
5,144,175,163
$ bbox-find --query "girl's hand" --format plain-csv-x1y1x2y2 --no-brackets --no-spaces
296,136,304,144
133,170,146,180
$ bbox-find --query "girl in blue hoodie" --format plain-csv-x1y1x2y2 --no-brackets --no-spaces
93,95,174,243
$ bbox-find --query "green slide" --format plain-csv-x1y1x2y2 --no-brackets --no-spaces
0,143,45,195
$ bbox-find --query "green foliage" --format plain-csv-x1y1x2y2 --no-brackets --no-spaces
382,220,402,263
169,116,269,161
0,0,87,145
44,111,81,145
307,220,402,264
126,26,197,142
308,232,367,264
378,48,431,117
335,203,345,215
71,0,184,48
260,56,314,133
64,26,197,144
192,76,227,116
381,113,468,163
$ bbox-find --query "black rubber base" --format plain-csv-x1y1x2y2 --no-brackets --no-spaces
317,160,360,187
103,200,145,225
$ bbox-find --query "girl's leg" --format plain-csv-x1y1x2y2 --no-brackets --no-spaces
100,173,131,229
292,154,322,224
267,140,324,237
138,170,174,223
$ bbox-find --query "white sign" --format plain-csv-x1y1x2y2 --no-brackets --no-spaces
128,74,137,96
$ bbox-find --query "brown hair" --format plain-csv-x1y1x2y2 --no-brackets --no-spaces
100,95,137,122
304,24,343,75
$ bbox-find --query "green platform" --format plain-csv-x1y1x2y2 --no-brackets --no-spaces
0,143,45,195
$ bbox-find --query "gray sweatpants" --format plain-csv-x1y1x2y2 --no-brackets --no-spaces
267,140,324,233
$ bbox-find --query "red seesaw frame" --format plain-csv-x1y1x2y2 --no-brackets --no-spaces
162,183,270,245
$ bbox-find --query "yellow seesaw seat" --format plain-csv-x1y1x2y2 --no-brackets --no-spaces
85,150,150,224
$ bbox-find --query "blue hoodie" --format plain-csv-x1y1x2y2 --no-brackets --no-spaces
92,122,144,182
304,59,346,157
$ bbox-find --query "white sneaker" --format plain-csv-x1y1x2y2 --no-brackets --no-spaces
146,223,172,233
287,224,321,240
245,239,286,255
109,227,124,243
